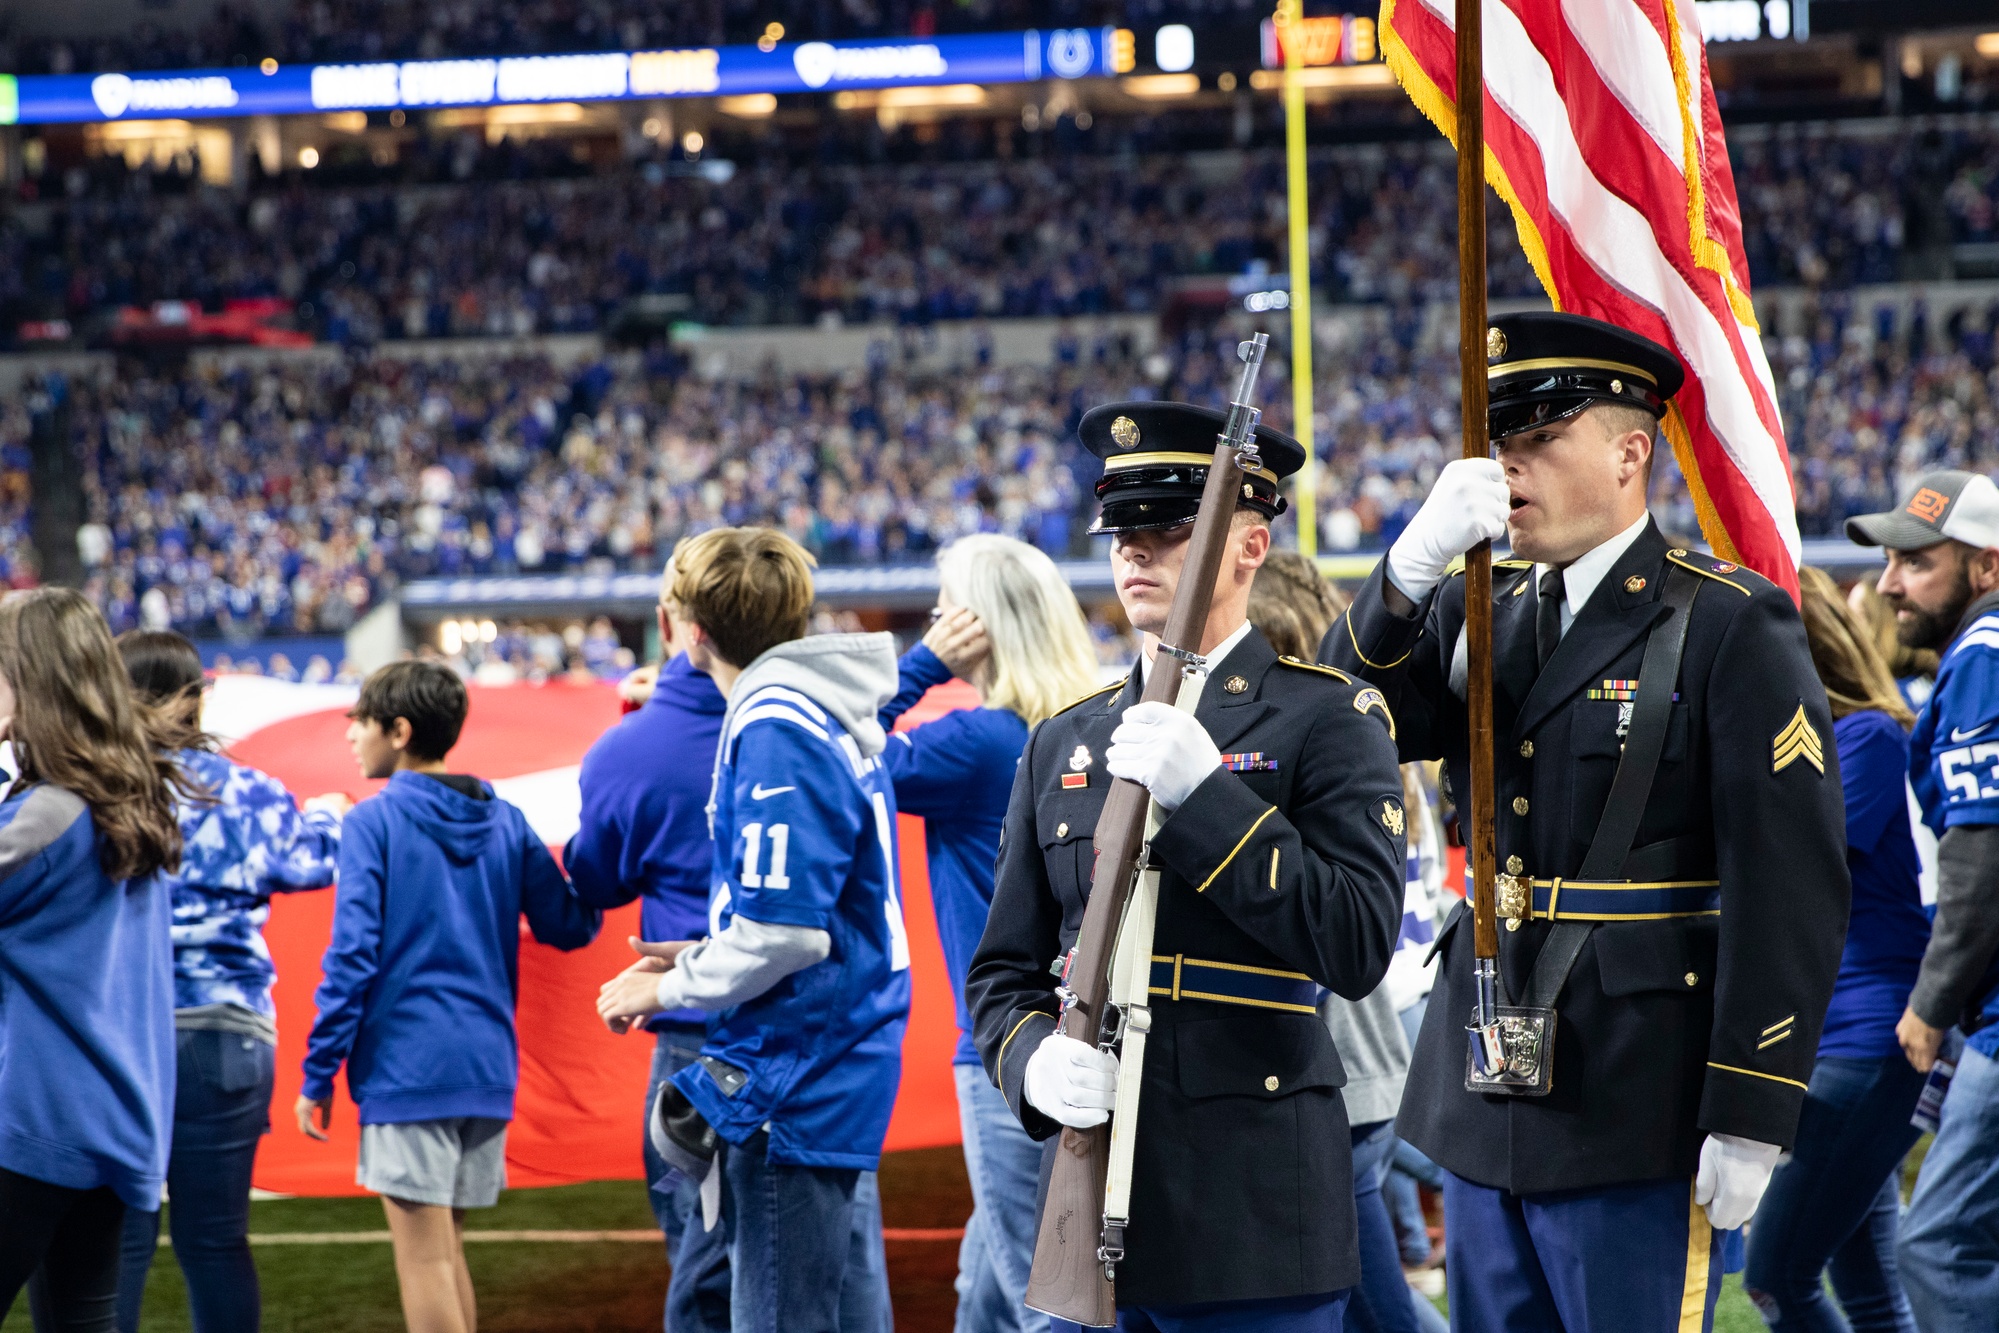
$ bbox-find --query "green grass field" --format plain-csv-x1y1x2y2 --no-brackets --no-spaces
2,1148,1772,1331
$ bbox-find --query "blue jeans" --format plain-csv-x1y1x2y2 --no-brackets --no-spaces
645,1026,732,1333
1743,1054,1924,1331
954,1062,1051,1333
722,1128,892,1333
1345,1122,1430,1333
1899,1044,1999,1332
1383,1138,1442,1267
112,1028,273,1333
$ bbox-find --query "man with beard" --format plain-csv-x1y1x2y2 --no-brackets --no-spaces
1847,470,1999,1332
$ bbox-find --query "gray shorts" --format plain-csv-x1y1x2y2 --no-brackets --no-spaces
357,1117,508,1208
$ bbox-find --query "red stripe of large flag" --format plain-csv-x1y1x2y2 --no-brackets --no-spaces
1381,0,1801,601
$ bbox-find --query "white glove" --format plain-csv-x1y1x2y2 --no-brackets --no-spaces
1023,1032,1121,1129
1694,1133,1783,1230
1385,458,1512,602
1105,701,1221,814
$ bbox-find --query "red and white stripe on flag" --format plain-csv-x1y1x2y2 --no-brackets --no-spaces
1380,0,1801,601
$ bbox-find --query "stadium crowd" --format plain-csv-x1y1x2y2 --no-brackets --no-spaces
28,291,1993,638
9,115,1998,343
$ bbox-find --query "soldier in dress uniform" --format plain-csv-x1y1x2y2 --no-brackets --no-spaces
1322,312,1850,1333
966,401,1407,1331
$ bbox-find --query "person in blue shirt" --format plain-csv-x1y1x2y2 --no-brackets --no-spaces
0,589,186,1331
1743,568,1930,1332
567,564,732,1333
1846,470,1999,1332
877,534,1102,1333
297,660,600,1333
597,526,909,1333
111,631,346,1333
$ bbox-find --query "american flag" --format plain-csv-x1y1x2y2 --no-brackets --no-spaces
1380,0,1801,601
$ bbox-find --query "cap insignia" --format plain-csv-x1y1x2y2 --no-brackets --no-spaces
1110,415,1142,450
1609,378,1624,395
1486,326,1507,359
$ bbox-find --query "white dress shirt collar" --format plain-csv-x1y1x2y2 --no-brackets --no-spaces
1538,512,1652,634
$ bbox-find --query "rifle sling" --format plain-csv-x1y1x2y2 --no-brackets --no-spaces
1518,567,1701,1011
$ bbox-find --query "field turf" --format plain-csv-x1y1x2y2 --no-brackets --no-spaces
2,1148,1766,1331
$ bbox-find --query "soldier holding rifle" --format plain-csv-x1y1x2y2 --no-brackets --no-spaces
966,390,1406,1331
1324,312,1849,1332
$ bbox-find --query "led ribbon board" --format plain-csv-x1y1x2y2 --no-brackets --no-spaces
0,27,1128,125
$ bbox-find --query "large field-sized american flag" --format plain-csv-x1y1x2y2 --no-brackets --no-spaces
1381,0,1802,601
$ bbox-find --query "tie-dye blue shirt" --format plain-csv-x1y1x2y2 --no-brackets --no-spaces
169,748,341,1016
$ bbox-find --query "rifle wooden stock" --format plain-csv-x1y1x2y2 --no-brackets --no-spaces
1023,379,1260,1327
1455,0,1499,966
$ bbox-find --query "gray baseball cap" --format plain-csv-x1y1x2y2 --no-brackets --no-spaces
1846,470,1999,552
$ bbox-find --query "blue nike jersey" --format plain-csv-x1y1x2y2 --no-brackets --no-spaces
1910,606,1999,1053
674,684,912,1170
1910,609,1999,835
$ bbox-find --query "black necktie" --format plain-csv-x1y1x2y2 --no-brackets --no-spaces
1536,569,1565,671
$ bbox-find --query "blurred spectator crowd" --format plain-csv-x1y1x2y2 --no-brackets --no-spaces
27,287,1996,640
2,140,1543,340
8,115,1999,344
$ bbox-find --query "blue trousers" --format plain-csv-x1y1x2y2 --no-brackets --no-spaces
722,1128,891,1333
1052,1290,1352,1333
1443,1173,1724,1333
645,1026,732,1333
1743,1054,1924,1332
112,1029,274,1333
954,1063,1051,1333
1899,1044,1999,1333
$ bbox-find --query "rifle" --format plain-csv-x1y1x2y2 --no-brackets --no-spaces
1024,332,1271,1327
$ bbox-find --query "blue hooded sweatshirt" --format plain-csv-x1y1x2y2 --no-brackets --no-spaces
566,654,724,1029
302,771,601,1124
0,784,174,1210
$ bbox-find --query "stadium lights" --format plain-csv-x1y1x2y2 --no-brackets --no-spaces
1122,74,1201,99
681,130,704,154
1155,25,1195,74
1246,65,1395,92
718,93,778,117
831,84,986,111
482,102,589,125
1978,33,1999,59
298,145,319,168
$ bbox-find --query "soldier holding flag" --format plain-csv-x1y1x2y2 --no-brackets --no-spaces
1323,313,1849,1330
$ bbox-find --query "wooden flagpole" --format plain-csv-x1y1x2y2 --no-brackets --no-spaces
1455,0,1501,1020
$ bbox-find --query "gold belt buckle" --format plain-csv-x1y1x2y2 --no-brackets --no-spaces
1495,873,1529,931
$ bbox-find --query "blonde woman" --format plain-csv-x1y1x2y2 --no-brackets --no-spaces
876,533,1099,1333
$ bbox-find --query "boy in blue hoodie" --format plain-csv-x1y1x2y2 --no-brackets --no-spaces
597,527,909,1333
298,661,600,1333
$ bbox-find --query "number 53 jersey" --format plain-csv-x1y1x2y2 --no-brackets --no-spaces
676,679,913,1171
1910,590,1999,1037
